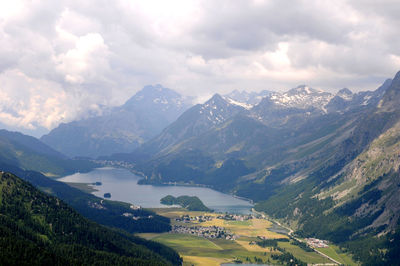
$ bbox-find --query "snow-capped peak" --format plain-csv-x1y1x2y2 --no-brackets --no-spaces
197,94,246,125
336,88,353,101
267,85,333,112
224,89,272,105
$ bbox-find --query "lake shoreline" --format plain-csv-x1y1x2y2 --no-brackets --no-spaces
58,167,254,214
136,171,254,205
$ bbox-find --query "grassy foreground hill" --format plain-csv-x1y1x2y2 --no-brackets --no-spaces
0,171,182,265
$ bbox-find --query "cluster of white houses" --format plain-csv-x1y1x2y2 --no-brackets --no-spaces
175,214,214,223
306,238,329,248
175,213,256,223
130,204,142,210
217,213,254,221
172,225,238,240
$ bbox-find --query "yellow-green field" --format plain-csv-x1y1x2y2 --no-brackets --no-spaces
278,241,330,264
137,208,358,265
316,244,360,266
182,255,231,266
146,232,276,265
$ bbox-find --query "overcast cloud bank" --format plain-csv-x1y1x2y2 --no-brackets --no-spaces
1,0,399,135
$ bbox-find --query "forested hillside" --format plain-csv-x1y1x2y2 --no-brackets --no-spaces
0,172,182,265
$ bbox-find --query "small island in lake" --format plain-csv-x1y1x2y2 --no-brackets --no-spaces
160,195,211,211
103,193,111,198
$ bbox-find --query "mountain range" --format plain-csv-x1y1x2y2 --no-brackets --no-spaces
41,85,193,158
102,73,400,264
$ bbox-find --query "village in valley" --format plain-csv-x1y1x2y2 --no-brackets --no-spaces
136,208,353,266
172,225,238,240
172,212,330,247
175,213,255,223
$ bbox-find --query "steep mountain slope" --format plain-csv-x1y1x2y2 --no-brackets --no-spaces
41,85,192,158
251,73,400,264
326,79,391,113
0,171,181,265
0,129,95,176
254,73,400,222
134,93,246,157
126,80,389,193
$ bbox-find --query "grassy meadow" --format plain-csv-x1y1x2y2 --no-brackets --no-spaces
136,208,357,265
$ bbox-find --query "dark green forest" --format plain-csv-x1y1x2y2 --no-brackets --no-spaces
0,171,182,265
160,195,211,211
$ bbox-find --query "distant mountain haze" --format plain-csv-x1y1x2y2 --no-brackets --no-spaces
41,85,193,158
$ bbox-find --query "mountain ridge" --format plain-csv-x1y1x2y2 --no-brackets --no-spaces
41,85,193,158
0,129,95,176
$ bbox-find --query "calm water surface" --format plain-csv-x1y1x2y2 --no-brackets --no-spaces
59,167,253,214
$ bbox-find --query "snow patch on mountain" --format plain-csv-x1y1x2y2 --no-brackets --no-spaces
197,94,246,125
269,85,334,112
225,97,253,110
224,89,272,105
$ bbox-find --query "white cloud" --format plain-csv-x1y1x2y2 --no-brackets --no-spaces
54,32,110,84
0,0,400,135
0,69,73,130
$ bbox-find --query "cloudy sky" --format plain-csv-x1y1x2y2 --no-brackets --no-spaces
1,0,400,136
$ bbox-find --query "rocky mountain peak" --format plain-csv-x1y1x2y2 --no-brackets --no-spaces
124,84,183,107
198,93,245,125
268,85,333,111
379,71,400,111
336,88,353,101
337,87,353,95
41,85,193,158
206,93,225,105
286,85,318,95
